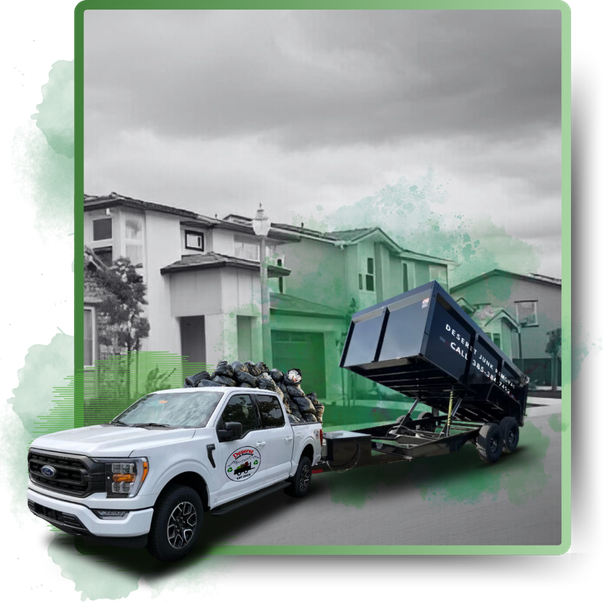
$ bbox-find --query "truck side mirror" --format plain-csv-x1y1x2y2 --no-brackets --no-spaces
218,421,242,441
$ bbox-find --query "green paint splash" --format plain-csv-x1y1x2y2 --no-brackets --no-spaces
0,61,241,601
548,412,569,433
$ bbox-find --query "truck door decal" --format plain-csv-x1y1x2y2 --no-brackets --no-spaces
225,446,261,482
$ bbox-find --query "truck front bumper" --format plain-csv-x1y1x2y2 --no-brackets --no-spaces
27,487,154,539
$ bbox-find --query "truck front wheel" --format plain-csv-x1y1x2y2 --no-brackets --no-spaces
284,455,312,498
147,484,203,562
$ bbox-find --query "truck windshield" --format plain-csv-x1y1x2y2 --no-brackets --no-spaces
112,391,223,428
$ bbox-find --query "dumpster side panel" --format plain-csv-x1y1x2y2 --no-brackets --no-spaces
423,301,473,384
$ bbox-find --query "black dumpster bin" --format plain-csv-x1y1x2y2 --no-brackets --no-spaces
340,281,529,425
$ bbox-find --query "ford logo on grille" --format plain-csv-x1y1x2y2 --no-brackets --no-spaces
41,465,57,479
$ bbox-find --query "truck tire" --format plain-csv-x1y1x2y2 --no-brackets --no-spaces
146,484,203,562
476,423,503,464
284,455,312,498
499,417,519,454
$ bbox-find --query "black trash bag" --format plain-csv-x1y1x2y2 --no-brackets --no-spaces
293,396,316,414
269,369,284,383
235,371,257,387
256,376,274,390
212,375,236,387
288,412,304,424
306,392,319,405
231,361,248,374
184,370,211,387
197,379,222,387
239,383,251,388
256,361,269,374
315,404,325,423
303,413,318,424
247,361,262,376
278,382,288,395
214,363,234,378
286,385,305,398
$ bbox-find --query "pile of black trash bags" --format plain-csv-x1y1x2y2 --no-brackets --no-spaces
184,360,324,425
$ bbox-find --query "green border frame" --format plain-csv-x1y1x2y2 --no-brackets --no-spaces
73,0,571,555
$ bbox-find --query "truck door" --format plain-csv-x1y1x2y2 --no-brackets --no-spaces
252,393,293,482
214,393,273,505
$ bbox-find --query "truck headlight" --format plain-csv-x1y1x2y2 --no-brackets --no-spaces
96,458,149,498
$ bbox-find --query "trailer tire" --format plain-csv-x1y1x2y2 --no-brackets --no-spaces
146,484,203,562
476,423,503,464
395,414,412,425
416,412,435,432
499,417,519,454
284,455,312,498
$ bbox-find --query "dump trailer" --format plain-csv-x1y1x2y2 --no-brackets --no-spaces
320,281,529,469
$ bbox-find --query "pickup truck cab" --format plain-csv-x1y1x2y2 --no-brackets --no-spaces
27,387,322,561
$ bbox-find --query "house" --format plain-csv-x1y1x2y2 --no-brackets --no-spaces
222,215,456,399
84,193,347,399
84,193,455,401
450,270,562,386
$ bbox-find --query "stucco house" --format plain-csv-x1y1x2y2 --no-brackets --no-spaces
450,270,562,386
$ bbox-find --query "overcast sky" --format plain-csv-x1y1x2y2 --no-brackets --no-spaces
84,9,562,279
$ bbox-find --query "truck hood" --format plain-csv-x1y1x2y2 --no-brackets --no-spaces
31,425,198,458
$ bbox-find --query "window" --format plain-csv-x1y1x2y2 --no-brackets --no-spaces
276,258,284,293
516,301,538,327
84,307,95,367
358,274,363,290
362,257,374,291
218,394,259,440
256,395,285,428
491,333,502,349
93,218,112,241
185,230,204,251
403,264,409,292
126,244,143,265
93,246,112,266
125,218,142,240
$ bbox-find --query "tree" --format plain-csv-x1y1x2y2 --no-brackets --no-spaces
545,328,561,391
97,257,150,397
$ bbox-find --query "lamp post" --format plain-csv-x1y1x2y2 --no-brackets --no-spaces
252,203,272,365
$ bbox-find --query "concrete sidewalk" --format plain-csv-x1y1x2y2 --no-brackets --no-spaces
527,397,562,409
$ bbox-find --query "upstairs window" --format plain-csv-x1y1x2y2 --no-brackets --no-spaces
93,246,112,266
365,257,375,291
185,230,204,251
516,301,538,327
93,218,112,241
125,218,142,240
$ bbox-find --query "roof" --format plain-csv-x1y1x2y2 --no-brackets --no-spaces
268,222,455,264
84,192,217,225
270,292,346,319
471,304,520,331
451,269,562,292
160,252,291,277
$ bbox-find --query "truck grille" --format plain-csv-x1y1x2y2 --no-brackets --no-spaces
28,450,104,497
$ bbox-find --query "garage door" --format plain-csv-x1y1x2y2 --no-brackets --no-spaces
271,331,326,398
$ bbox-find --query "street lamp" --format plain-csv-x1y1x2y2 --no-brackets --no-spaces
252,203,272,365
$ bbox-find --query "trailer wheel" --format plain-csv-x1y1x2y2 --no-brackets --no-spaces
395,414,412,425
499,417,519,454
416,412,435,432
146,484,203,562
284,455,312,498
476,423,503,464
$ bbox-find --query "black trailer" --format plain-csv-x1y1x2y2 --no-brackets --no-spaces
321,281,529,470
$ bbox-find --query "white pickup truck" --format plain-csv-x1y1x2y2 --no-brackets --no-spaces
27,386,323,561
